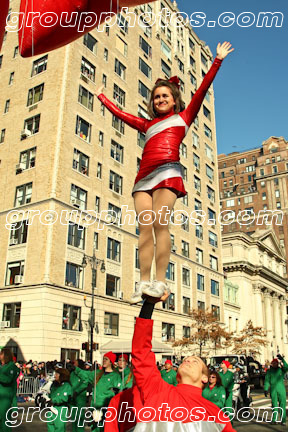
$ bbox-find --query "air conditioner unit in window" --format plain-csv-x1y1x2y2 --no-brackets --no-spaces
10,238,19,246
21,128,32,139
118,291,123,299
14,275,23,284
0,321,10,329
71,198,81,208
171,245,177,252
16,162,26,173
104,328,112,335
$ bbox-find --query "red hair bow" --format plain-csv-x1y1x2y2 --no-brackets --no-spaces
155,76,180,89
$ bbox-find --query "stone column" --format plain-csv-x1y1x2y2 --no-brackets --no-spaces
263,289,274,358
272,293,282,354
252,284,263,327
280,297,287,355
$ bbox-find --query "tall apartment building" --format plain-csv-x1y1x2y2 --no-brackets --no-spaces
0,0,224,361
218,136,288,272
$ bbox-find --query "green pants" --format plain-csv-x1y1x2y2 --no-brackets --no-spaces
46,406,68,432
271,388,286,423
71,395,86,432
0,391,13,432
224,392,234,421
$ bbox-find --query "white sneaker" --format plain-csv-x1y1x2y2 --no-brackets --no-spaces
130,281,152,304
142,280,170,298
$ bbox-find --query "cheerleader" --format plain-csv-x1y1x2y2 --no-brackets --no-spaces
96,42,234,302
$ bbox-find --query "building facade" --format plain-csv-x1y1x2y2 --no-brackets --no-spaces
0,1,224,361
222,229,288,363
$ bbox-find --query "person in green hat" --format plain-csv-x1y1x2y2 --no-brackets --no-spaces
219,361,234,418
202,370,226,409
74,352,122,431
160,360,177,386
43,367,73,432
117,354,133,390
0,348,20,432
69,359,89,432
264,354,288,425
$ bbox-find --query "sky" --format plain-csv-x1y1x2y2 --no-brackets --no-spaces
177,0,288,155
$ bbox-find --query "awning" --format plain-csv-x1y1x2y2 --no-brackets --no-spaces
100,339,173,354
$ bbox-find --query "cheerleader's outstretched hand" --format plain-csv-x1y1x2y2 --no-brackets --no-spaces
95,85,104,96
216,42,234,60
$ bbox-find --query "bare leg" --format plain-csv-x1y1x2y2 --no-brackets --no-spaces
133,192,154,281
152,188,177,282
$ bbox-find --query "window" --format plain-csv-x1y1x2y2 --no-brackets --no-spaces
195,224,203,240
109,171,123,194
135,248,140,269
112,116,125,134
273,165,278,173
198,301,205,311
207,186,215,203
276,202,281,209
111,140,124,163
70,184,87,210
193,153,200,169
260,181,265,188
189,38,195,52
181,240,189,258
106,274,120,297
206,164,214,180
27,83,44,106
194,199,202,211
203,106,211,121
73,149,89,175
138,105,149,119
23,114,40,136
97,163,102,179
13,46,19,58
107,238,121,262
197,274,204,291
9,221,28,246
238,158,247,164
104,48,108,61
260,168,264,175
204,124,212,140
262,192,266,201
104,312,119,336
194,175,201,192
275,190,280,198
108,203,122,225
0,129,5,143
183,297,190,314
83,33,97,54
182,268,190,286
183,326,190,338
113,84,126,106
14,183,32,207
139,36,152,57
9,72,14,85
212,305,220,319
2,303,21,328
208,208,216,223
161,40,171,60
211,280,219,296
95,196,100,213
68,224,85,249
209,255,218,271
94,232,99,250
205,92,211,103
75,115,91,142
102,74,107,88
115,59,126,80
178,59,184,73
116,35,127,56
138,81,150,101
138,132,145,149
0,55,3,69
189,72,197,86
244,195,253,204
139,58,152,79
274,178,279,186
162,323,175,342
201,53,208,68
5,261,25,286
65,262,83,289
81,57,95,81
180,143,187,158
32,55,48,76
161,59,171,78
19,147,36,170
182,165,187,181
181,213,189,232
99,131,104,146
163,293,175,311
245,165,255,172
205,143,213,161
226,199,235,207
196,248,203,264
62,304,81,331
4,99,10,113
78,85,94,111
117,13,129,33
100,103,105,116
182,194,188,206
209,231,218,247
166,262,175,281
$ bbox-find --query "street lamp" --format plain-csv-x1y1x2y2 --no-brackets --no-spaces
82,249,105,363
